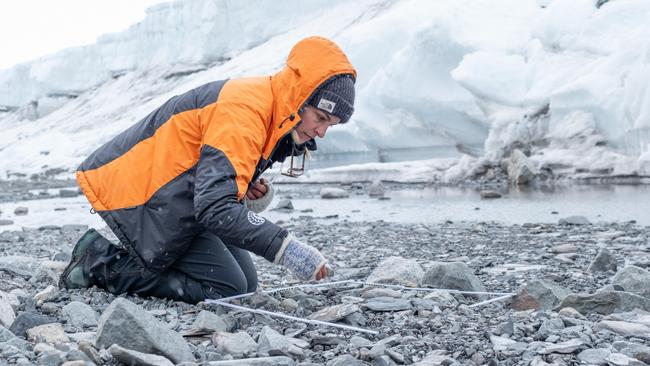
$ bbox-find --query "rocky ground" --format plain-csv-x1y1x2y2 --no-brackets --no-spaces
1,181,650,366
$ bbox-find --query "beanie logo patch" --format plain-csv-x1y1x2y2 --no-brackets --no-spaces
317,98,336,113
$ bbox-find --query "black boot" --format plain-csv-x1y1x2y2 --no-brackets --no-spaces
59,229,105,289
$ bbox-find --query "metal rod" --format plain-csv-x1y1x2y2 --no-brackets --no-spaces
265,279,355,294
350,281,514,296
205,299,378,335
468,294,514,308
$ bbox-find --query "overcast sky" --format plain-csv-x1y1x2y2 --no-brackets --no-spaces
0,0,165,70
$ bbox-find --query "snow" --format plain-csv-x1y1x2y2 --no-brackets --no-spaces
0,0,649,182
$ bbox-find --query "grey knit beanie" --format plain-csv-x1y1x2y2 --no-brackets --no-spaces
308,74,355,124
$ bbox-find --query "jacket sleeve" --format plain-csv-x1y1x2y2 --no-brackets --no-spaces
193,100,287,262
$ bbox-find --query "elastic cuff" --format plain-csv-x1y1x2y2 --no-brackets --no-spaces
273,234,293,264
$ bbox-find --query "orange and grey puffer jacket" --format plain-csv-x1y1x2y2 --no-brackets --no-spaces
76,37,357,270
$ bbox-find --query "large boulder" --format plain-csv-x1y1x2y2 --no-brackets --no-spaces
96,297,194,363
506,149,538,185
367,256,424,287
558,290,650,315
421,262,486,296
511,280,571,311
611,266,650,298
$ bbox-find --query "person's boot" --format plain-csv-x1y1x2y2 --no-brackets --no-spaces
59,228,103,289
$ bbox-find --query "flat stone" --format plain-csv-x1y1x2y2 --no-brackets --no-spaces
61,224,89,232
273,199,294,210
596,320,650,338
212,331,258,357
62,301,98,329
59,189,80,198
559,216,590,225
558,307,586,320
611,266,650,298
481,263,546,275
550,244,577,254
0,325,16,342
577,348,611,365
9,312,58,337
0,296,15,328
361,288,403,299
587,248,618,273
320,187,349,199
307,303,360,322
607,352,646,366
257,326,293,355
14,207,28,216
423,290,458,308
327,354,365,366
0,255,40,279
350,335,373,348
33,285,58,306
480,190,501,199
96,297,194,363
26,323,69,343
511,280,570,311
363,297,412,312
422,262,486,297
490,335,517,352
108,344,174,366
558,290,650,315
190,310,228,333
538,338,586,354
412,350,456,365
205,357,295,365
613,341,650,364
367,256,424,287
0,219,13,225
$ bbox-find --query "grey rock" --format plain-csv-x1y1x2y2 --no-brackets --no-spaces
109,344,174,366
587,248,618,273
364,297,412,312
34,285,58,305
536,318,565,339
205,357,295,365
611,266,650,298
422,261,486,297
212,331,257,357
559,216,590,225
273,199,294,211
372,355,397,366
361,288,403,299
0,297,15,328
9,312,58,337
367,256,424,286
550,244,577,254
78,341,102,365
577,348,611,365
480,190,501,199
613,341,650,364
61,224,89,232
511,280,570,311
59,189,79,198
26,323,69,343
0,325,16,342
192,310,228,333
0,255,39,279
14,207,28,216
423,290,458,308
607,352,646,366
538,338,586,354
412,350,456,365
327,354,365,366
558,290,650,315
596,320,650,338
0,219,13,225
257,326,293,355
96,297,194,363
62,301,98,329
350,335,373,348
320,187,349,199
507,149,538,185
307,303,360,322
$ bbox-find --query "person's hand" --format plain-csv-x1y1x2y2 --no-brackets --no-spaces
274,235,328,281
246,178,268,200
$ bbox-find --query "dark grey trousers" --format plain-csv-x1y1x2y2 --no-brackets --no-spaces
85,230,258,304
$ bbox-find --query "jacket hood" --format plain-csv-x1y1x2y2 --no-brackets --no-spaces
264,36,356,158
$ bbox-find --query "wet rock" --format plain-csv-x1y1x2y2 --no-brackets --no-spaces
367,256,424,287
108,344,174,366
611,266,650,298
96,297,194,363
558,290,650,315
549,244,577,254
558,216,590,225
307,303,360,322
480,190,501,199
368,181,386,198
212,331,257,357
62,301,98,329
9,312,58,337
596,320,650,338
26,323,69,343
507,149,538,185
320,187,349,199
14,207,28,216
538,338,586,354
363,297,412,312
422,261,486,297
511,280,570,311
577,348,610,365
204,357,295,365
587,248,618,273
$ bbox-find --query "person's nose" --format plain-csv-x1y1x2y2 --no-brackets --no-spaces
315,124,329,138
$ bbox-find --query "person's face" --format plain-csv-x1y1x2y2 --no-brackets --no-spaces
294,105,341,144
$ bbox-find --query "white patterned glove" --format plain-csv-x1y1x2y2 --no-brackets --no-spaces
274,234,327,281
244,180,274,214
